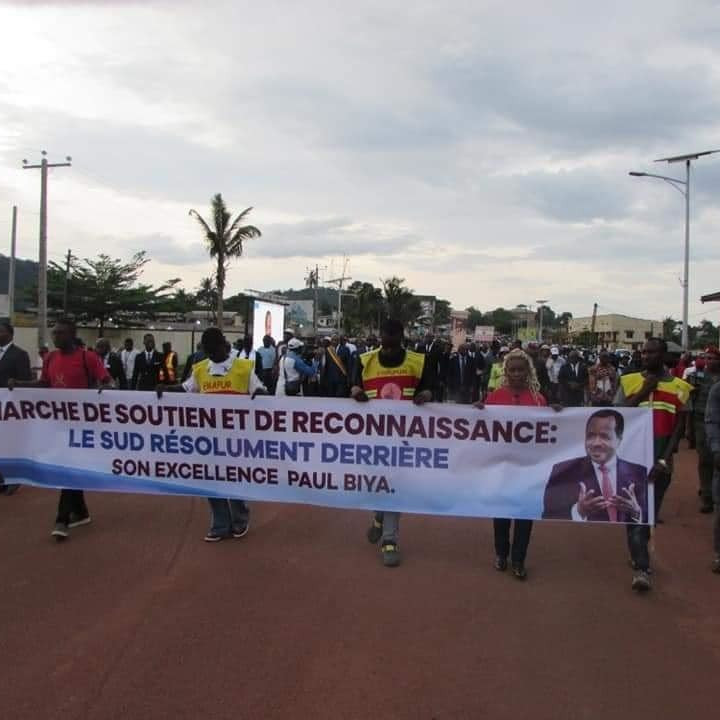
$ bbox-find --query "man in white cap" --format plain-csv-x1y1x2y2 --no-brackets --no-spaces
276,337,318,396
547,346,565,403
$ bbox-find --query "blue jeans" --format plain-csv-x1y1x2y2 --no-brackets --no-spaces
208,498,249,536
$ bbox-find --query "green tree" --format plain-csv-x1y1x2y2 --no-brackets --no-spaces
662,316,678,340
432,298,452,329
465,306,485,333
189,194,261,324
47,252,179,335
196,277,218,323
486,307,515,335
382,276,421,327
344,281,385,334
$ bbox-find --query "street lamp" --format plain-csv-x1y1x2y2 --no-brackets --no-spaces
629,149,720,351
536,300,548,342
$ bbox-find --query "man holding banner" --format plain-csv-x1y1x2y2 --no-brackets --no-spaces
351,318,434,567
158,327,267,542
615,338,691,592
8,317,112,541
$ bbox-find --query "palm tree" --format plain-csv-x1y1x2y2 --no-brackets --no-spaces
382,276,421,327
189,194,261,325
196,277,219,323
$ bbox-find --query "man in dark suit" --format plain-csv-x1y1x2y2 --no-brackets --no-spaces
543,409,648,523
319,336,351,397
95,338,127,389
447,344,475,404
0,318,32,495
131,333,164,390
558,349,588,406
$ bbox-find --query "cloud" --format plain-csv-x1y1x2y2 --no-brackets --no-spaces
2,0,720,323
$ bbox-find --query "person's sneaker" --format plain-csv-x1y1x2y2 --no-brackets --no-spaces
232,522,249,539
367,517,383,544
68,512,92,528
51,522,69,541
700,500,714,514
629,559,654,575
381,542,401,567
712,556,720,574
632,569,652,592
511,562,528,580
203,533,225,543
494,556,508,572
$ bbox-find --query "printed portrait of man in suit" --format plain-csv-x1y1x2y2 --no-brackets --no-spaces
542,409,648,524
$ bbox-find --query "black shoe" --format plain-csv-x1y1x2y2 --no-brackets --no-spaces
381,543,401,567
511,562,527,580
632,569,652,592
367,518,383,544
700,501,714,514
232,521,249,539
68,512,92,528
203,532,225,543
494,556,508,572
51,522,69,541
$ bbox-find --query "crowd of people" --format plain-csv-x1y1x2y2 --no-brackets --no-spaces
1,315,719,594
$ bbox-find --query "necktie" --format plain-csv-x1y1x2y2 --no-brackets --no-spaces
600,464,617,521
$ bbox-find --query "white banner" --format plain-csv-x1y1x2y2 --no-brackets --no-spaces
0,390,655,524
474,325,495,343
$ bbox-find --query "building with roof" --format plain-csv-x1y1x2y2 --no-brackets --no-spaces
569,313,662,350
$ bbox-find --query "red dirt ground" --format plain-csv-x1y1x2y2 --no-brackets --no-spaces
1,445,718,720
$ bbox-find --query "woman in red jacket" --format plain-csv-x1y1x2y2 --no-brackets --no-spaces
476,348,549,579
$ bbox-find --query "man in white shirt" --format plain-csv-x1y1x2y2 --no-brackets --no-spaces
546,346,565,403
120,338,139,389
542,409,647,523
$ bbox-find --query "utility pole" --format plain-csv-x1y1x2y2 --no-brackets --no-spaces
22,151,72,348
306,264,322,334
8,205,17,318
536,299,548,343
590,302,598,348
327,256,351,334
62,249,72,315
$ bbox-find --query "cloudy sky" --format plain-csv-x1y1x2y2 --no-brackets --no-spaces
2,0,720,323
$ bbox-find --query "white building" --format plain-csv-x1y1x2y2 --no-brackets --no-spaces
569,313,662,350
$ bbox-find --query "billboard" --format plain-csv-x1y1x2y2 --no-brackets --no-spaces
287,300,314,330
252,300,285,351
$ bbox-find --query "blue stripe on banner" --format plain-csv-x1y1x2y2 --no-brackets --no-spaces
0,458,231,499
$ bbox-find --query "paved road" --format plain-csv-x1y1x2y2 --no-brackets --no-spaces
1,446,718,720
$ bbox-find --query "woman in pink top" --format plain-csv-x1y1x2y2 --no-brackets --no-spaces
477,349,549,579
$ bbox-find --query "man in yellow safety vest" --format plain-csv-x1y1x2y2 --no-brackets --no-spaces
350,318,435,567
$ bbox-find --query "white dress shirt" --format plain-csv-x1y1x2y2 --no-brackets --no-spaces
0,341,12,362
121,348,139,380
571,456,618,521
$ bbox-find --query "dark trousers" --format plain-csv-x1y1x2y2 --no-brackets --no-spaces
0,471,19,495
493,519,533,564
713,472,720,557
260,368,276,394
695,418,714,503
56,489,88,524
626,472,671,571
